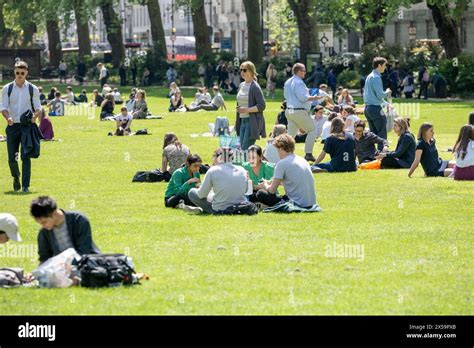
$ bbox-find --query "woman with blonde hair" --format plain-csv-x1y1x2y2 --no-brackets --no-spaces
100,93,115,120
376,117,416,169
235,61,266,151
132,89,148,119
337,88,353,106
266,63,277,99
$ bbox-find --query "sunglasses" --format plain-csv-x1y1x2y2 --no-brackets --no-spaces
240,69,247,73
15,71,26,76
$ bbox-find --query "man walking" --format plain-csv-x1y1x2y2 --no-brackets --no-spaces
1,60,41,193
363,57,391,148
283,63,320,162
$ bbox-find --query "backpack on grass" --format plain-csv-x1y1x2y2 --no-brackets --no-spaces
77,254,136,288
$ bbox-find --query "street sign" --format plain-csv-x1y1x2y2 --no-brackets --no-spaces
221,38,232,50
317,24,334,49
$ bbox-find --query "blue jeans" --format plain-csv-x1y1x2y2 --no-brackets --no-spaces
239,118,255,151
312,162,334,172
364,105,387,150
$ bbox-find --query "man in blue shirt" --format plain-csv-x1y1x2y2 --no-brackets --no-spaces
283,63,320,162
363,57,391,149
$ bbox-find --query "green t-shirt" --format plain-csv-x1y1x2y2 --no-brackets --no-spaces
242,161,275,186
165,166,200,198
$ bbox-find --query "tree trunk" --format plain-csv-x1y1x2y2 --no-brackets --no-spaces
243,0,263,65
287,0,318,65
146,0,167,60
427,2,462,59
73,0,92,58
46,20,62,67
100,0,125,68
0,1,11,48
21,22,36,47
191,0,212,60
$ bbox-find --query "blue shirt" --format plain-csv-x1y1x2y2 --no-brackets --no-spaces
284,75,311,111
323,132,357,172
363,69,389,106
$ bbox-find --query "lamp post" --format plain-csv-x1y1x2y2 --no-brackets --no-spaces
171,0,176,60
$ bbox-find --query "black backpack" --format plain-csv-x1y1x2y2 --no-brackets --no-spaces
217,201,258,216
77,254,135,288
132,169,171,183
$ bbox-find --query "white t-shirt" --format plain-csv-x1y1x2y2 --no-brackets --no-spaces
100,67,107,79
116,113,132,125
273,154,316,207
345,114,360,133
113,92,122,102
66,91,75,103
455,140,474,168
264,141,280,164
314,116,328,139
237,82,252,118
321,120,332,141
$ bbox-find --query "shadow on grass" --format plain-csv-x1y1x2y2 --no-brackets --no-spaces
4,190,35,196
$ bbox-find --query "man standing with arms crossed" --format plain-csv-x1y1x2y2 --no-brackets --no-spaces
363,57,392,150
284,63,321,162
1,60,41,193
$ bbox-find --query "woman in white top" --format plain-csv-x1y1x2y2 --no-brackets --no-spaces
453,124,474,180
337,88,353,106
341,105,360,133
264,124,287,164
321,112,339,142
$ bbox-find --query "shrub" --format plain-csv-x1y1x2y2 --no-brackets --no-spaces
337,69,360,89
438,53,474,97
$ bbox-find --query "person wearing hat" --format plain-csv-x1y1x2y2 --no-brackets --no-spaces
0,213,22,243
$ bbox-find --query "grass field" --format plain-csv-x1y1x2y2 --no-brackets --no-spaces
0,85,473,315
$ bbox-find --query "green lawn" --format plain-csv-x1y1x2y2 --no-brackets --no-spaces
0,86,473,315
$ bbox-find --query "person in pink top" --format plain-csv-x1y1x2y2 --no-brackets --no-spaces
38,109,54,141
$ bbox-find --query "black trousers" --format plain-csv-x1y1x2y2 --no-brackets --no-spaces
6,124,31,188
381,156,403,169
164,195,194,208
255,190,288,207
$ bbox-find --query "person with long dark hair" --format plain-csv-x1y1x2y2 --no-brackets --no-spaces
164,154,202,208
453,125,474,180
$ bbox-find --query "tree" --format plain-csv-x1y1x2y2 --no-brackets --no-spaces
72,0,92,58
100,0,125,68
0,0,13,48
46,19,62,67
265,0,299,54
243,0,263,64
427,0,468,59
287,0,318,65
145,0,167,60
188,0,212,60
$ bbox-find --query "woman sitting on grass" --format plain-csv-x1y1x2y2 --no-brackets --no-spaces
162,133,190,178
312,117,357,173
132,90,148,119
164,154,202,208
264,124,287,164
38,109,55,141
408,123,456,178
89,89,104,107
169,90,185,112
376,117,416,169
453,124,474,181
242,145,275,202
337,88,353,107
100,93,115,120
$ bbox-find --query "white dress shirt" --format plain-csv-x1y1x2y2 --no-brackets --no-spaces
1,81,41,123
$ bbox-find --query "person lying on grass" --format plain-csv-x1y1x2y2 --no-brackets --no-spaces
185,147,248,214
0,213,22,244
255,134,317,209
30,196,101,264
408,122,456,178
241,145,274,203
312,117,357,173
376,117,416,169
453,124,474,181
185,86,227,112
164,154,202,208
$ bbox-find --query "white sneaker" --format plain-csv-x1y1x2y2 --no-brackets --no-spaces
183,205,203,214
176,199,185,209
